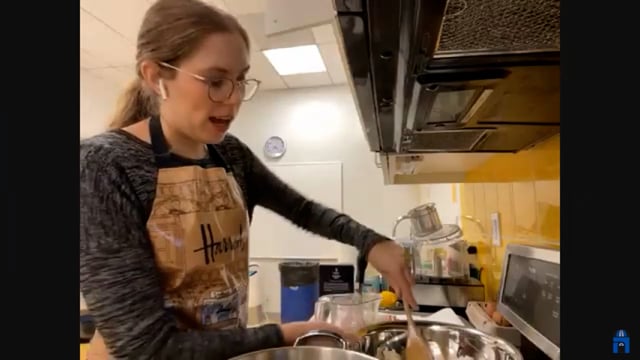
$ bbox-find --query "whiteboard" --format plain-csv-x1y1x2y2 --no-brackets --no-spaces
249,162,343,259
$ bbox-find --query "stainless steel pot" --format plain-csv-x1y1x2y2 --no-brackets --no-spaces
294,330,349,348
228,346,378,360
359,320,523,360
392,203,443,238
228,330,378,360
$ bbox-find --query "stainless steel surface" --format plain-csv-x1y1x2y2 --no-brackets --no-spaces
333,1,560,155
422,224,463,245
397,65,560,154
437,0,560,53
377,309,473,328
359,321,523,360
394,203,467,280
392,203,442,238
294,330,347,349
413,278,485,308
396,206,470,281
497,244,560,360
499,243,559,265
228,346,378,360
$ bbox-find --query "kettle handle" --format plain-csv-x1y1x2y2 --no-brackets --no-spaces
293,330,347,349
392,215,411,239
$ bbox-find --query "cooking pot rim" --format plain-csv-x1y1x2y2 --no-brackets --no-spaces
359,320,524,358
227,345,378,360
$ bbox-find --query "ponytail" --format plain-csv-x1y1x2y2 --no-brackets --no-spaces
108,78,157,129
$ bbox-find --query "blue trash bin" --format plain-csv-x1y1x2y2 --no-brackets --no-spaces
279,261,319,323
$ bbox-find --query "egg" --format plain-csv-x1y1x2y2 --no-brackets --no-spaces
492,311,503,323
484,302,497,317
491,311,511,326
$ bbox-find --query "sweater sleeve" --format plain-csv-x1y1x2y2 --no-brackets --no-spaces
79,144,284,360
241,144,391,260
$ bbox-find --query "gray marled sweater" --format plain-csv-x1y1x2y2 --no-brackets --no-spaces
79,129,389,359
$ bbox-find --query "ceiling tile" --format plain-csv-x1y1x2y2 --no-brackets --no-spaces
80,0,152,43
282,72,332,88
237,13,315,51
222,0,266,15
80,9,137,67
263,0,335,36
318,43,347,84
311,24,336,44
248,52,287,90
257,78,288,91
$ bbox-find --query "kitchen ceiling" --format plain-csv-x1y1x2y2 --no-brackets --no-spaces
80,0,347,90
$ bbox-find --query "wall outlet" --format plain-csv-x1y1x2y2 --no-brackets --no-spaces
490,212,502,246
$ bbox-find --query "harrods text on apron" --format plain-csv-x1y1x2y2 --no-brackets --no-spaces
88,116,250,359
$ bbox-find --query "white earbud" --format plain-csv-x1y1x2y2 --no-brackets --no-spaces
158,79,167,100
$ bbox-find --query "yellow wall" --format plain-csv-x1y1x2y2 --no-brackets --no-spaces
460,134,560,300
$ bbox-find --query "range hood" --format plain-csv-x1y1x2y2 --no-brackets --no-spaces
333,0,560,156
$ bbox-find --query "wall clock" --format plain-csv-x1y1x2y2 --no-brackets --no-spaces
263,135,287,159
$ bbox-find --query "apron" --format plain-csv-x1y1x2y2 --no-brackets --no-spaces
87,117,250,359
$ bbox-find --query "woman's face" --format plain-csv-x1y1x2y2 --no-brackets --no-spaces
162,32,250,144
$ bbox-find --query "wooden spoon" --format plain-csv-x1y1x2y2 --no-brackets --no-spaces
403,301,433,360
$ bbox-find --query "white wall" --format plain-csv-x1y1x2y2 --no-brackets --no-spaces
80,69,121,139
232,86,421,245
232,86,425,312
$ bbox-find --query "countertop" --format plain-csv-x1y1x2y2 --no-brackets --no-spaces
376,308,473,327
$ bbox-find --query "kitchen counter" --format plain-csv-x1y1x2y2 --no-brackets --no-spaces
259,308,471,328
376,308,473,327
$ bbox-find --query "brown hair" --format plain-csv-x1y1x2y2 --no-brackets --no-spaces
109,0,250,129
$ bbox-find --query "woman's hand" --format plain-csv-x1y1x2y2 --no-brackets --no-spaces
367,240,418,308
279,321,359,345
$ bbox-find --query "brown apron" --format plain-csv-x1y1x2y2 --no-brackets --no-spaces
87,117,250,359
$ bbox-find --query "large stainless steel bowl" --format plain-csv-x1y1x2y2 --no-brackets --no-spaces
228,346,378,360
359,320,523,360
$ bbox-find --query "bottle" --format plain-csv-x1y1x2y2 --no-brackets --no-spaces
363,266,383,293
418,243,436,277
467,246,480,280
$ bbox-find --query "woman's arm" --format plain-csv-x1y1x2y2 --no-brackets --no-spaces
242,144,391,259
80,146,284,360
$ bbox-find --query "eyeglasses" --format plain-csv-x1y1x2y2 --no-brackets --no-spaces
159,62,261,102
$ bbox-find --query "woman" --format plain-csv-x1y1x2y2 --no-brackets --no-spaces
79,0,416,359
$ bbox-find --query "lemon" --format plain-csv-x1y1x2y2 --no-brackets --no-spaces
379,290,397,308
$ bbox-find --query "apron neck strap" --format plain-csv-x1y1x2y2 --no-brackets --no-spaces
148,115,232,172
149,114,170,156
